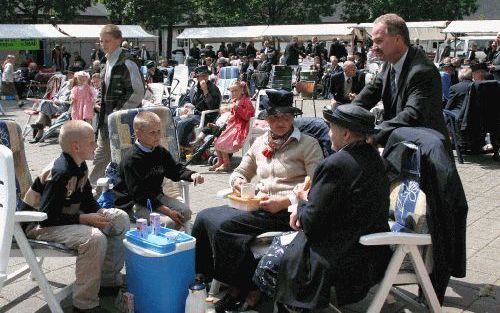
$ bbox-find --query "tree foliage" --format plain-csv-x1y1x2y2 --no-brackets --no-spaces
9,0,93,23
340,0,479,23
101,0,198,28
192,0,340,26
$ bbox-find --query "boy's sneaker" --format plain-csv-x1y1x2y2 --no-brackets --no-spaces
73,306,111,313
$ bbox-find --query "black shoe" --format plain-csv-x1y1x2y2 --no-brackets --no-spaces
98,285,121,297
73,306,111,313
214,293,243,313
29,137,41,144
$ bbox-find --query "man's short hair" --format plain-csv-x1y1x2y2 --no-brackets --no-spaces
100,24,122,39
374,13,410,46
59,120,93,153
458,68,472,81
133,111,160,131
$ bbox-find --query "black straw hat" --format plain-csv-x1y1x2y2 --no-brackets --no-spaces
323,104,378,134
257,89,302,119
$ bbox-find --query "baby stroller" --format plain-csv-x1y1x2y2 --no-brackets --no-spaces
184,122,227,166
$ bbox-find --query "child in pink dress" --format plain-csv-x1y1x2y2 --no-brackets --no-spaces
210,81,255,171
70,71,96,123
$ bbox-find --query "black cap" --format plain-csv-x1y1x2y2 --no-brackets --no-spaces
194,65,210,75
323,104,378,134
257,89,302,119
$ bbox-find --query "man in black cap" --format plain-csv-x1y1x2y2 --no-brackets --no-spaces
266,104,391,311
145,61,163,83
176,65,221,148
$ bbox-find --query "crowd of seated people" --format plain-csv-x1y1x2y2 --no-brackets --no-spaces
6,17,487,313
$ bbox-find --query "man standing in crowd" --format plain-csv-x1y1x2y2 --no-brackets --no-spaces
246,41,257,57
467,42,478,63
190,44,201,60
351,13,448,146
488,32,500,80
329,61,365,104
91,42,106,63
329,37,348,61
284,36,304,66
88,24,145,187
140,44,151,64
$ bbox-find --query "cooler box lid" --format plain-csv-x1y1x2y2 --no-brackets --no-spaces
125,227,193,254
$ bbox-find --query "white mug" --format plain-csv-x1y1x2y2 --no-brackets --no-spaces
240,183,256,199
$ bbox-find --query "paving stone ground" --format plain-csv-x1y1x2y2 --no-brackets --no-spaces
0,99,498,312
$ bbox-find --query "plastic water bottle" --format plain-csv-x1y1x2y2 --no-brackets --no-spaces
1,95,15,100
185,279,207,313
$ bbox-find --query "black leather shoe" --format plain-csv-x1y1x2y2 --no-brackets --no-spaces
214,293,243,313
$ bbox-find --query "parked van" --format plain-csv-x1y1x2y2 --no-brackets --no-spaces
439,36,496,61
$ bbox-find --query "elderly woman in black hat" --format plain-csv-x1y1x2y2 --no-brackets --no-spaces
175,65,222,148
192,89,323,312
254,104,392,312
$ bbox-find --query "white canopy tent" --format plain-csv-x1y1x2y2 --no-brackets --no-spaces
53,24,158,67
443,20,500,35
262,23,360,41
177,25,268,43
56,24,156,39
0,24,69,39
353,21,449,41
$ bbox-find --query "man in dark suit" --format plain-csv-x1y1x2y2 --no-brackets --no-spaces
445,67,473,114
329,61,365,104
284,36,304,66
329,37,348,60
352,13,449,146
488,32,500,80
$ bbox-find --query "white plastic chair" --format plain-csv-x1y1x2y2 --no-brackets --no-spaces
0,145,74,313
359,143,441,313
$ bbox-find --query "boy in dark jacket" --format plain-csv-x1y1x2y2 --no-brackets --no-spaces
24,120,130,313
113,111,204,229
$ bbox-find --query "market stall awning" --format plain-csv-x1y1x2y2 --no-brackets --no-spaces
56,24,157,39
353,21,449,41
177,25,268,42
443,20,500,35
0,24,69,39
262,23,358,40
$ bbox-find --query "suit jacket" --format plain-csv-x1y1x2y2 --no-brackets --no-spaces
276,142,391,308
352,46,449,146
445,80,473,113
491,49,500,80
284,42,302,65
329,71,365,104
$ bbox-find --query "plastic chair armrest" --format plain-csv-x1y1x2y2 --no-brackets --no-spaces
14,211,47,223
359,232,432,246
197,109,220,131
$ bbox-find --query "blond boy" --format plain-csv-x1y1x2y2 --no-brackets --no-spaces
113,111,204,229
23,120,130,313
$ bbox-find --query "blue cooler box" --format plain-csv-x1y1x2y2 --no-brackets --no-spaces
124,227,196,313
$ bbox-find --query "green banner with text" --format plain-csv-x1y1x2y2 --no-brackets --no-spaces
0,39,40,51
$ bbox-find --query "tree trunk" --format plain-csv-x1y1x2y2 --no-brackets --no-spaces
166,23,173,58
